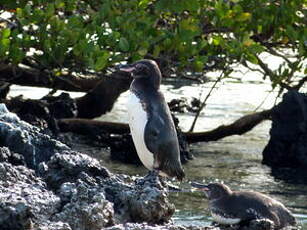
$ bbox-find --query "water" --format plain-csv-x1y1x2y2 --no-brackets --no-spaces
9,73,307,228
96,75,307,228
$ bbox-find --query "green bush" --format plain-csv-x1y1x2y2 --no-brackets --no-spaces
0,0,306,88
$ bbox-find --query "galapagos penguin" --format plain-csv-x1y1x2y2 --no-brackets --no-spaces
118,59,185,180
191,182,296,229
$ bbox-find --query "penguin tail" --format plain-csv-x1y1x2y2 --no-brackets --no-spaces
159,160,185,181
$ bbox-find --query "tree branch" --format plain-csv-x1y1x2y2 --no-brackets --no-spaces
58,108,272,143
0,64,121,92
293,76,307,90
58,119,130,134
185,109,272,143
189,67,228,132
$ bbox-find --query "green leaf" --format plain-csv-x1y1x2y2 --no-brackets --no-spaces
212,36,222,46
138,0,150,8
0,38,10,48
0,38,10,57
55,0,65,8
193,60,204,72
153,46,160,57
236,12,251,22
16,8,23,18
119,37,129,52
138,48,147,56
1,29,11,39
246,53,258,64
94,51,110,71
46,3,55,17
10,46,24,64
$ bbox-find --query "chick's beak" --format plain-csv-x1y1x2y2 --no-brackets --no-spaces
116,63,135,73
191,182,209,190
190,182,209,197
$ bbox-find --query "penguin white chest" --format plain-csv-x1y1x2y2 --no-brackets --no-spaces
126,91,154,170
211,212,241,225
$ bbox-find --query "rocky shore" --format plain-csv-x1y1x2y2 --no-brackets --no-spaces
0,104,289,230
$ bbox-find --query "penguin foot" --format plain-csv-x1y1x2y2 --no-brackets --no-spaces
135,170,163,189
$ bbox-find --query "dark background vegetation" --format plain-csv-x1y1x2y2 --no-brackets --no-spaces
0,0,306,139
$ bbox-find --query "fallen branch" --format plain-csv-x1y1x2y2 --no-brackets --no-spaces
58,108,272,143
58,118,130,134
185,109,272,143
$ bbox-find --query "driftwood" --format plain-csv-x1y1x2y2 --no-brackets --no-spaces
58,109,272,143
0,64,132,119
58,118,130,134
185,109,272,143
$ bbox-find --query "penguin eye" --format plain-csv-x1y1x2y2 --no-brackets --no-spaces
151,129,159,138
135,64,148,73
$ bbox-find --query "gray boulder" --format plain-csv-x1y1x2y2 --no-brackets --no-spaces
52,181,114,230
0,104,69,170
0,162,61,230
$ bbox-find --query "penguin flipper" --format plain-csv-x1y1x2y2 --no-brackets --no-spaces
144,115,184,180
144,117,161,154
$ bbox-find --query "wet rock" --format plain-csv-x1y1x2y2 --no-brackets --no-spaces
105,223,208,230
0,162,61,230
109,133,142,165
42,93,77,119
39,151,111,191
5,96,56,132
52,181,114,230
168,98,201,114
5,93,77,132
103,173,175,224
169,98,188,113
36,222,72,230
0,146,25,166
208,218,275,230
39,149,175,225
189,97,201,113
263,91,307,168
245,219,275,230
0,82,10,99
270,167,307,184
0,103,70,170
172,115,194,163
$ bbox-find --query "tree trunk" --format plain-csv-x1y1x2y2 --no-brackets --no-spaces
75,71,131,118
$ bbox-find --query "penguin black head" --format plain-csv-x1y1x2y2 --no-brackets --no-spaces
117,59,161,89
191,182,232,200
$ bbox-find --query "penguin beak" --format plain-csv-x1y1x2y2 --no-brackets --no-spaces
117,63,135,73
190,182,209,197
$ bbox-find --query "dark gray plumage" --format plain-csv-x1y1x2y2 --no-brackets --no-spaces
191,182,296,229
119,59,184,180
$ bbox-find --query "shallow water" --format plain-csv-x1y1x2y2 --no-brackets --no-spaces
97,75,307,228
10,72,307,228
